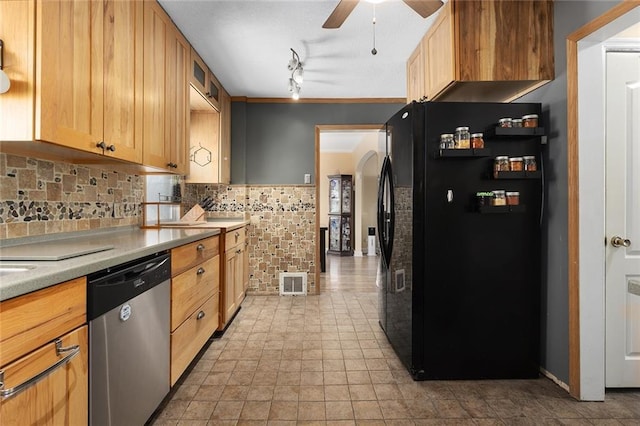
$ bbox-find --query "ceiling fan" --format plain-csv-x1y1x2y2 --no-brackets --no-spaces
322,0,444,29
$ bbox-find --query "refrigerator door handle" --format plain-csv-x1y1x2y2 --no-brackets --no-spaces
377,155,395,268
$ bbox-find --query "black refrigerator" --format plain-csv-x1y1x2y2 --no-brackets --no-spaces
377,101,544,380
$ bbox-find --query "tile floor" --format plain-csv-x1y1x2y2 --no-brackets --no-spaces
152,256,640,425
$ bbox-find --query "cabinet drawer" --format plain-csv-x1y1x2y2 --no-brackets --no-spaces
224,227,245,250
0,278,86,367
171,235,219,277
0,326,88,425
171,255,220,331
170,293,219,385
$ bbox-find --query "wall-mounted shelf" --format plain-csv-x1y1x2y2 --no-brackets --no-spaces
435,148,491,158
490,127,545,137
478,205,527,214
493,171,542,179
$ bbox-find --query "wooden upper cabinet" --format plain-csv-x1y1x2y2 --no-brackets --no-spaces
0,0,143,163
406,42,425,103
142,1,189,174
38,0,143,162
190,48,221,110
409,0,554,102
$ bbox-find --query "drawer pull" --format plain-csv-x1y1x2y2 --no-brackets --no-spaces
197,267,206,275
196,311,205,320
196,243,205,252
236,249,242,254
0,339,80,400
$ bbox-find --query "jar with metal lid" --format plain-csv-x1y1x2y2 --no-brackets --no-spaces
512,118,523,127
492,190,507,206
506,191,520,205
494,156,509,177
471,133,484,149
439,133,455,149
522,114,539,127
509,157,524,171
476,191,493,207
454,126,470,149
523,156,537,172
498,118,512,128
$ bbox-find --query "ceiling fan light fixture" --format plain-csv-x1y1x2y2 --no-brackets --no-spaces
292,67,304,84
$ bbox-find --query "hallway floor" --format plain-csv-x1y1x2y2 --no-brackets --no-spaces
152,256,640,425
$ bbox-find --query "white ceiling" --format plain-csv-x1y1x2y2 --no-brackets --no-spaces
158,0,441,99
320,130,381,152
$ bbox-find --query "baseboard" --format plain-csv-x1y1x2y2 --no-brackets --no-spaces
540,366,570,393
354,250,364,257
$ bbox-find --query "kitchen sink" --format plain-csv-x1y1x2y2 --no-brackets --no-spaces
0,264,36,277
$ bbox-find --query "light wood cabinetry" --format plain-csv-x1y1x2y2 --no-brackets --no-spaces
142,0,190,175
170,235,220,385
190,48,221,110
0,0,143,163
406,0,554,102
406,40,425,103
220,226,248,330
0,278,88,425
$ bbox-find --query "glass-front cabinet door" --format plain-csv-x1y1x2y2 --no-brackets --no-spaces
327,175,353,256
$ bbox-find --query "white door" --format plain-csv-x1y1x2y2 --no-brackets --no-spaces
605,50,640,387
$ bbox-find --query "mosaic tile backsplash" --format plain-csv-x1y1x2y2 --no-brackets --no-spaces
185,183,316,295
0,153,143,239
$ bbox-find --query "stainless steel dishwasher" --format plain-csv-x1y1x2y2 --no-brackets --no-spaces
88,252,171,426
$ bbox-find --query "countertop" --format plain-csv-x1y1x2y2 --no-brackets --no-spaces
0,227,220,302
159,218,250,232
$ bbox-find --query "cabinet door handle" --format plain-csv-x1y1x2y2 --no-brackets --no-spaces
236,249,242,254
196,243,205,252
197,267,205,275
107,144,116,152
0,339,80,400
96,141,107,150
196,311,205,320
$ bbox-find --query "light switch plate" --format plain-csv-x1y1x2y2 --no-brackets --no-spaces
304,174,311,184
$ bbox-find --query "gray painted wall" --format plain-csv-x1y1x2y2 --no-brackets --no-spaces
230,103,403,184
229,0,620,387
518,1,619,384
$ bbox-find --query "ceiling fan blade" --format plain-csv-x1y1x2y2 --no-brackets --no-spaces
402,0,444,18
322,0,360,29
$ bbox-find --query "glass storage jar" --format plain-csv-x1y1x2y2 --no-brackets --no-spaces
523,156,537,171
470,133,484,149
522,114,539,127
512,118,523,127
439,133,455,149
454,126,470,149
492,190,507,206
494,156,509,177
506,191,520,205
498,118,512,128
509,157,524,171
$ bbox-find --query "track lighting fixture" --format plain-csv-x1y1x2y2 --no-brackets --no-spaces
287,48,303,99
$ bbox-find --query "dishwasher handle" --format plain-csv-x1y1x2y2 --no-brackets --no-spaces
0,340,80,401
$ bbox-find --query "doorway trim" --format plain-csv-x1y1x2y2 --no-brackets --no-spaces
567,0,640,400
314,124,384,294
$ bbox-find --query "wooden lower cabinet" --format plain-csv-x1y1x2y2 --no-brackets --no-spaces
170,236,220,385
0,325,88,425
170,294,219,385
220,226,248,330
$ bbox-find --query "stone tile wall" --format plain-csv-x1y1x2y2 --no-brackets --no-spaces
0,153,143,239
185,183,316,295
